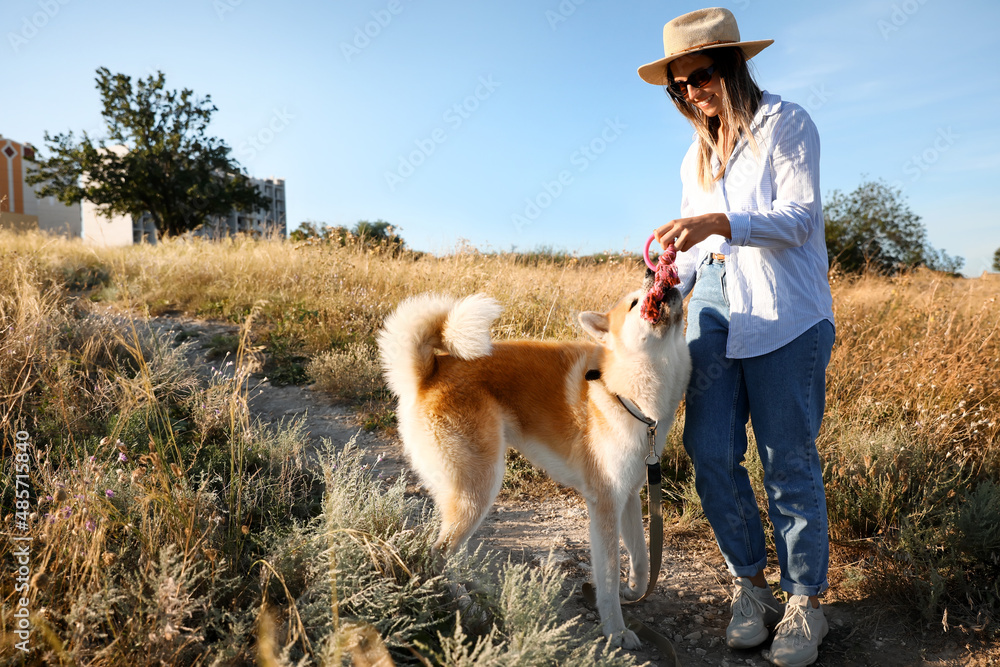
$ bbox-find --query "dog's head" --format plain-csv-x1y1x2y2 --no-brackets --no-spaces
578,268,683,354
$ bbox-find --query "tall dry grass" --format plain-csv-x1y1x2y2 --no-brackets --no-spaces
821,270,1000,628
3,229,999,646
0,231,645,665
2,231,637,344
827,269,999,458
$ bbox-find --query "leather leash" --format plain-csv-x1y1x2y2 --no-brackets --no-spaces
579,383,680,665
611,394,663,607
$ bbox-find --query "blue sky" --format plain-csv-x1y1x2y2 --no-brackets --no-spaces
3,0,998,273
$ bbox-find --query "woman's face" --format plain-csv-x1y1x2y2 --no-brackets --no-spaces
669,53,723,118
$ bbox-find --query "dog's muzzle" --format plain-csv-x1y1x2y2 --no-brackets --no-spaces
659,287,683,325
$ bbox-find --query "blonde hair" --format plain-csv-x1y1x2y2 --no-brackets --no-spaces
666,47,762,191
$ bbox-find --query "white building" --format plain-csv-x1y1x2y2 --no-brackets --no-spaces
1,134,81,236
2,133,285,245
199,176,287,239
80,175,287,246
79,203,155,246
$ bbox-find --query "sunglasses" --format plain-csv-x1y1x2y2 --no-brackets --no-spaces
667,64,717,100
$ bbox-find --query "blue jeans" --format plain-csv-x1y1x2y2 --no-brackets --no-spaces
684,259,834,597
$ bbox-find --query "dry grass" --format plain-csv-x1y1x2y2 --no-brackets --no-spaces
827,269,999,460
1,231,637,346
3,229,999,656
821,270,1000,631
0,231,646,665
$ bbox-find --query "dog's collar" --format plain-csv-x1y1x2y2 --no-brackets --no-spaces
585,369,656,427
615,395,656,427
585,370,658,465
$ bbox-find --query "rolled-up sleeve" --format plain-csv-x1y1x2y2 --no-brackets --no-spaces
676,92,835,358
726,107,821,249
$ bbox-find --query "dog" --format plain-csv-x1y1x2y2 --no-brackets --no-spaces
377,274,691,648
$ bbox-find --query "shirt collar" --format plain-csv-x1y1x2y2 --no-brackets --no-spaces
725,91,782,166
693,90,783,145
755,90,783,121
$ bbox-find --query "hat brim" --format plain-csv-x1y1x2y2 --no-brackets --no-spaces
637,39,774,85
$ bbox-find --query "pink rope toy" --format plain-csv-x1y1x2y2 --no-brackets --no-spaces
640,233,679,323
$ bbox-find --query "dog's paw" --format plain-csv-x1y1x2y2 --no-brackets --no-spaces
448,582,492,631
622,629,641,650
603,622,642,650
620,581,645,601
606,629,642,650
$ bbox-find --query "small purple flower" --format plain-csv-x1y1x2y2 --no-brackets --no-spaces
85,519,95,532
105,489,115,498
89,456,95,462
119,452,128,463
46,495,53,502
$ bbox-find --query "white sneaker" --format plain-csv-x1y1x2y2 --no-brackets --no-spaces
765,595,829,667
726,577,784,649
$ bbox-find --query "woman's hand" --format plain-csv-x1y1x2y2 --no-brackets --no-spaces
654,212,731,252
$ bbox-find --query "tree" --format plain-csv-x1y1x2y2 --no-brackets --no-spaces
27,67,268,239
290,220,405,252
993,247,1000,272
352,219,404,248
824,178,963,274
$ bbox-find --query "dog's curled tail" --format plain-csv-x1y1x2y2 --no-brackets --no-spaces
378,293,502,397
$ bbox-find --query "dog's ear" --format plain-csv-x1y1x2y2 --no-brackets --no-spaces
579,311,609,343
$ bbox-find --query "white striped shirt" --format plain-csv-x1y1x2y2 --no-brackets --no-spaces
673,91,835,359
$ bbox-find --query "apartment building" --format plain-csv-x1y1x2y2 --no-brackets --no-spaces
1,133,285,244
0,134,82,236
199,176,287,239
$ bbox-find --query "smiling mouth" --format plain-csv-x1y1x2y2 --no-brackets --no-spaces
695,94,715,107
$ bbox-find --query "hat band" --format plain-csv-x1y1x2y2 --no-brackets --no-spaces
668,38,737,57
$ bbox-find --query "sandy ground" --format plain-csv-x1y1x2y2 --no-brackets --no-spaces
153,313,996,667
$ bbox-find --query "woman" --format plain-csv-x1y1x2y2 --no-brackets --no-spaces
638,8,835,667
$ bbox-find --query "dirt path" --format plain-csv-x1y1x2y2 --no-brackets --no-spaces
153,314,991,667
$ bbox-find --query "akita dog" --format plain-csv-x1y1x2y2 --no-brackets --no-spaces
377,276,691,648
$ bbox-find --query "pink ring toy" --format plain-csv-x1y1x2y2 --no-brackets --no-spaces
643,233,659,272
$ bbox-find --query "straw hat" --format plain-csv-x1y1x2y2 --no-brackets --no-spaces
637,7,773,85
